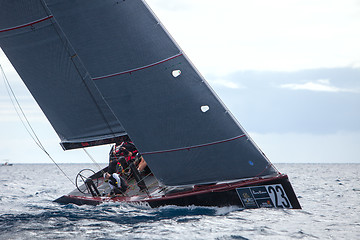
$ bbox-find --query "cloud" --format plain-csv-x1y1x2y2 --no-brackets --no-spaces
210,68,360,135
0,109,46,123
148,0,360,74
250,131,360,163
0,96,46,123
209,79,243,89
353,63,360,68
280,79,359,93
147,0,192,11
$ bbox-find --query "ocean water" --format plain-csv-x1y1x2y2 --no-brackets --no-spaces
0,163,359,240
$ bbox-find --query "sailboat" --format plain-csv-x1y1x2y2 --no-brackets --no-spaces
1,161,13,167
0,0,300,209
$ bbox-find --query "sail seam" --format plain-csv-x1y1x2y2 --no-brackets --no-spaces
93,53,183,81
0,16,53,33
141,134,247,156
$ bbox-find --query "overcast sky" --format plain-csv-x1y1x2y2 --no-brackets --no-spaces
1,0,359,164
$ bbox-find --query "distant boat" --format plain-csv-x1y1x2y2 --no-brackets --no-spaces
1,162,13,167
0,0,300,209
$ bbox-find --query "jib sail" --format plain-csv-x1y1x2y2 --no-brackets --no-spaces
0,0,127,149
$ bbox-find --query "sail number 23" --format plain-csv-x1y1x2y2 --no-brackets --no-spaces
266,184,292,208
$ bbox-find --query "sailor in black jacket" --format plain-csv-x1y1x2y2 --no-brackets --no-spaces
104,172,128,196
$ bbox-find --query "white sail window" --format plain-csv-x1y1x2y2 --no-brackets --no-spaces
201,105,210,113
172,70,181,78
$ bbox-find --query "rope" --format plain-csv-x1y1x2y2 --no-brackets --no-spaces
1,65,76,187
83,148,105,173
126,171,153,191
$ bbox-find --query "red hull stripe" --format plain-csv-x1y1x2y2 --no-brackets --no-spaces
142,134,247,156
93,53,183,81
0,16,54,33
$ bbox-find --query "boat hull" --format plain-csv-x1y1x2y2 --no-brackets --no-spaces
55,174,301,209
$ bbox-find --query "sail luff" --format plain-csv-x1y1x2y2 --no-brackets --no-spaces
140,0,281,176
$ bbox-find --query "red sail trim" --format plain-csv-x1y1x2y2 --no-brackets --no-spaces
0,16,54,33
141,134,247,156
93,53,183,81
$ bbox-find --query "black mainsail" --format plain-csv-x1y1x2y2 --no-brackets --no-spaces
1,0,279,187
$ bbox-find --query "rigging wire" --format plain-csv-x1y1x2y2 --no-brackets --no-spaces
0,64,76,187
1,66,44,152
83,148,105,174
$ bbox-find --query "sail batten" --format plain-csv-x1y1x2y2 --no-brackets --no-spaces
93,53,183,81
0,15,54,33
141,134,247,156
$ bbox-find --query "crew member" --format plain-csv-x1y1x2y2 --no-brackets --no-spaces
104,172,128,196
109,140,148,173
